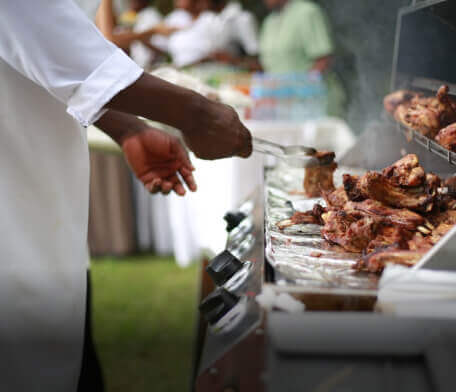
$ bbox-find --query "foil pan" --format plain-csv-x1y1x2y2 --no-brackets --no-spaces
265,163,379,292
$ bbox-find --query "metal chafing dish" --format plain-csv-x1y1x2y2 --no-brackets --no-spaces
193,1,456,391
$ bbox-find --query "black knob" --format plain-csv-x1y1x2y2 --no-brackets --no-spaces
224,212,247,232
199,288,239,325
206,250,243,286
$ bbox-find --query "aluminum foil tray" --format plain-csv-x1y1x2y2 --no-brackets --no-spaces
265,163,379,293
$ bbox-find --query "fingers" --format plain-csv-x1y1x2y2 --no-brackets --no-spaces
160,181,174,195
145,175,190,197
146,178,162,193
173,182,186,196
179,166,197,192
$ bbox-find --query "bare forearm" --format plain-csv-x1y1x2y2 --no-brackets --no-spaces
95,110,149,146
103,71,252,161
106,73,205,133
95,0,116,39
101,29,158,51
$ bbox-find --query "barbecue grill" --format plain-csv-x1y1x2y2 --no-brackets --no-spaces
193,1,456,391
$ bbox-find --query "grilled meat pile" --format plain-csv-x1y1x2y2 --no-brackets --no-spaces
385,85,456,151
278,154,456,273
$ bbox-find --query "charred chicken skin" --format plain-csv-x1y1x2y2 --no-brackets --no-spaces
403,104,441,138
359,171,433,212
343,199,425,231
381,154,425,187
277,204,326,230
436,123,456,152
383,90,418,115
322,186,349,209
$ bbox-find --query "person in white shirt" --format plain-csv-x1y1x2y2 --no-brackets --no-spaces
0,1,251,391
210,0,259,61
96,0,175,52
166,0,195,27
167,2,219,68
167,0,260,69
151,0,195,57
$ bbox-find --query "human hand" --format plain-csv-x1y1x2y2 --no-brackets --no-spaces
121,128,197,196
182,98,252,160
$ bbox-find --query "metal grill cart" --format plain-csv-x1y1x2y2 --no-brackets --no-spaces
192,1,456,391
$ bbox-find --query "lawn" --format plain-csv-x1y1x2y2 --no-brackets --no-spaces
91,255,199,392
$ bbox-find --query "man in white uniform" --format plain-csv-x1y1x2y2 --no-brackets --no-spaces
0,1,251,391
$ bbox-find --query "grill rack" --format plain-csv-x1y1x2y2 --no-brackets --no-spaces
390,117,456,166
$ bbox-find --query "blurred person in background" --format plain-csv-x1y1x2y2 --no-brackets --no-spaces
260,0,346,117
97,0,208,68
207,0,260,70
165,0,217,67
96,0,175,53
128,0,164,67
149,0,196,66
0,2,252,392
165,0,195,27
166,0,260,69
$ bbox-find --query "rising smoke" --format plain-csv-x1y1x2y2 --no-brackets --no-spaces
319,0,411,134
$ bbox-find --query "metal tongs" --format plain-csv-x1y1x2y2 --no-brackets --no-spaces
252,137,332,168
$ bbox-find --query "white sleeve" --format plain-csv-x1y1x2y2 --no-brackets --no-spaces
235,12,259,56
0,0,144,126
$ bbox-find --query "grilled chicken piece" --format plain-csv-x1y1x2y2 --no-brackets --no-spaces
276,204,326,230
355,248,425,273
394,103,410,125
402,104,441,138
384,90,418,115
359,171,433,212
436,123,456,152
382,154,425,187
343,199,425,231
393,85,456,138
433,85,456,126
343,174,365,201
322,186,349,210
303,152,337,198
321,211,378,253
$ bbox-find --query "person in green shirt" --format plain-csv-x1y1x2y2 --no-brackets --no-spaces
259,0,346,117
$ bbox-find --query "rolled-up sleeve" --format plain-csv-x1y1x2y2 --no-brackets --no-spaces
0,0,143,126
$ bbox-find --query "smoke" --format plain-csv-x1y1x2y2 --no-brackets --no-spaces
318,0,410,134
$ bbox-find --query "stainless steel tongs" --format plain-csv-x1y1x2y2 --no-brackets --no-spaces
252,137,331,168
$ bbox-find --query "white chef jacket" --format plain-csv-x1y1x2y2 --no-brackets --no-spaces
0,1,143,391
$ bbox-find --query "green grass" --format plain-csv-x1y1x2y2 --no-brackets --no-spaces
91,255,199,392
